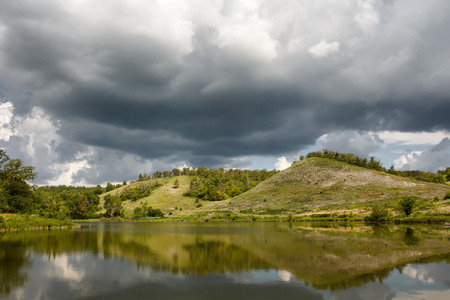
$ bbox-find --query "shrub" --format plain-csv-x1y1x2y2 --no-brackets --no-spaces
146,206,164,218
366,203,389,222
399,196,418,216
133,206,145,219
173,178,180,189
444,192,450,200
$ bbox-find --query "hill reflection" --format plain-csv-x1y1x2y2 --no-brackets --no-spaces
1,223,450,297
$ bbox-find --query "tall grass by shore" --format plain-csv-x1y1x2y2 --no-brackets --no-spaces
0,214,77,232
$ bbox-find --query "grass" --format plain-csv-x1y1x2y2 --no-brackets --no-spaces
96,158,450,223
0,214,77,231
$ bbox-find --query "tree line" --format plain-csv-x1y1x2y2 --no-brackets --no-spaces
183,168,279,201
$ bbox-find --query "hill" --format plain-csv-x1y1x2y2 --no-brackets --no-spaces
102,157,450,220
213,157,450,216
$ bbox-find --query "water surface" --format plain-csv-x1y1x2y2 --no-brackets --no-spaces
1,222,450,299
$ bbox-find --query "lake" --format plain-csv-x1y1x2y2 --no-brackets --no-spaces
1,222,450,300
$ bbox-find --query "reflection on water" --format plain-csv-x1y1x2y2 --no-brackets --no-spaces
0,223,450,299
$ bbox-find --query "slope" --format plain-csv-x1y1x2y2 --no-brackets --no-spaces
212,157,450,215
100,158,450,219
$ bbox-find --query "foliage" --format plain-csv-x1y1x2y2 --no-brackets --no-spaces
306,150,385,172
183,168,278,201
103,195,123,218
389,169,446,184
133,204,164,218
66,192,100,219
399,196,418,216
105,182,115,192
444,192,450,200
365,203,390,222
39,195,69,220
0,214,75,230
0,149,38,213
119,181,161,201
133,206,145,219
173,178,180,189
437,167,450,181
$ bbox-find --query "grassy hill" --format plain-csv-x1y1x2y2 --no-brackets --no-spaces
101,157,450,220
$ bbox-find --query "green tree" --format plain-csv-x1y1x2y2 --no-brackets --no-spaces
93,185,103,195
146,206,164,218
173,178,180,189
103,195,123,218
171,168,181,176
40,195,68,220
366,203,389,222
0,149,38,213
67,192,100,219
105,182,115,192
133,206,145,219
399,196,417,216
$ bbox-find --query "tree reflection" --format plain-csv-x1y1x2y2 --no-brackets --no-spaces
402,227,422,246
0,237,31,296
182,240,270,275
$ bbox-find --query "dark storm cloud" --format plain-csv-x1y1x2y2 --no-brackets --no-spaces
1,0,450,184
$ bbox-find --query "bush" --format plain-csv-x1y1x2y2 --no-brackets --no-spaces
444,192,450,200
399,196,418,216
366,203,389,222
133,206,145,219
146,207,164,218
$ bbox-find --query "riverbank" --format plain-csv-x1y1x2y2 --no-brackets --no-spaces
73,212,450,224
0,214,78,232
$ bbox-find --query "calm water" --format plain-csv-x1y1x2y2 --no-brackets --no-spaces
1,222,450,300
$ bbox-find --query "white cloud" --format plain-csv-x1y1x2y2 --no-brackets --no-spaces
393,151,422,169
275,157,291,170
308,39,340,58
321,131,383,157
278,270,292,282
393,138,450,172
354,0,379,33
0,102,155,185
0,102,13,140
378,131,450,146
403,266,435,284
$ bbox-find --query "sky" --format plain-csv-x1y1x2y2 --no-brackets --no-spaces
1,0,449,186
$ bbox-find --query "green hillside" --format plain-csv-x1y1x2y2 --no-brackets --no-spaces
218,157,450,217
102,157,450,220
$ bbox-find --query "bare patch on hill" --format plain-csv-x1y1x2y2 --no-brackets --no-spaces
252,160,422,193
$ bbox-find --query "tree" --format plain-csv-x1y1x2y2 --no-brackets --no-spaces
0,149,38,213
93,185,103,195
40,195,68,220
67,192,99,219
171,168,181,176
133,206,145,219
105,182,115,192
399,196,417,216
173,178,180,189
103,195,123,218
366,203,389,222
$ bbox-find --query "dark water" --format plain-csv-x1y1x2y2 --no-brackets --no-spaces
1,222,450,300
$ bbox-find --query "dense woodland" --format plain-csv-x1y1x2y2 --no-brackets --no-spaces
183,168,279,201
1,148,449,221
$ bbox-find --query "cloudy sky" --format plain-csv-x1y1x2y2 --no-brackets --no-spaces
1,0,449,185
